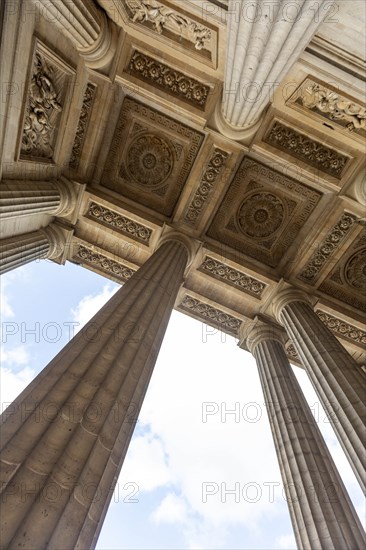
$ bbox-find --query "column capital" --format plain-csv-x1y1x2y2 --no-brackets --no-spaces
31,0,118,69
52,177,77,217
156,226,201,270
239,317,286,353
40,223,69,261
272,287,313,323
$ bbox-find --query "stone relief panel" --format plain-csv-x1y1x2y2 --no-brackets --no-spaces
319,231,366,312
124,0,217,65
315,310,366,347
70,82,96,168
298,213,356,284
288,78,366,139
86,201,153,244
207,158,322,269
102,97,204,217
264,121,350,179
127,50,210,110
184,148,230,226
73,244,136,283
178,295,242,337
199,256,267,298
19,40,74,163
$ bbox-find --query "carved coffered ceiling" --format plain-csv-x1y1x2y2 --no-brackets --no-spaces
207,158,322,269
2,0,365,366
319,231,366,313
101,97,204,217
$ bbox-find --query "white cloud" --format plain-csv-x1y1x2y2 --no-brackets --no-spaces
151,493,188,524
71,284,119,330
0,278,15,318
0,366,35,413
121,432,173,492
1,345,29,366
275,533,296,549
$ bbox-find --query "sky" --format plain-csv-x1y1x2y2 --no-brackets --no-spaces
1,259,365,549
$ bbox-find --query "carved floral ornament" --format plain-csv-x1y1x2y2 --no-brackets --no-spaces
128,51,210,109
70,83,96,168
199,256,266,297
21,51,63,160
265,122,349,178
87,202,152,243
125,0,212,51
75,245,135,282
236,193,285,239
125,134,173,187
298,82,366,133
185,148,229,225
180,295,242,336
299,213,356,283
344,248,366,291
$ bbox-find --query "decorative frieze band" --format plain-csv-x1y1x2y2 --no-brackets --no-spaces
316,310,366,346
74,245,135,282
70,82,96,168
291,79,366,137
199,256,266,297
265,121,349,178
299,213,356,283
184,148,229,225
86,202,152,244
128,51,210,109
179,295,242,336
125,0,214,58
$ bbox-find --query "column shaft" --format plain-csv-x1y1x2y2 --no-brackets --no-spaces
0,239,188,549
280,300,366,493
252,336,365,549
223,0,332,128
0,225,63,274
0,180,73,219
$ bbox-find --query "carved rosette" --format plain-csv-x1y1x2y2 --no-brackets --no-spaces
185,148,229,225
344,249,366,290
74,245,135,282
237,193,284,239
179,295,242,336
199,256,266,297
319,232,366,312
265,122,349,178
70,83,96,168
124,134,173,187
21,50,64,161
86,202,152,244
128,51,209,109
299,214,356,283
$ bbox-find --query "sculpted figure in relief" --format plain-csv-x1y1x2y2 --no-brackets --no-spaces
301,83,366,131
127,0,211,50
22,52,62,159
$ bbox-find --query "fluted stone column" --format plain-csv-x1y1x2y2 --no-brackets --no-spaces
273,288,366,494
31,0,118,68
0,236,191,549
0,179,75,219
241,319,365,550
223,0,333,129
0,224,66,274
